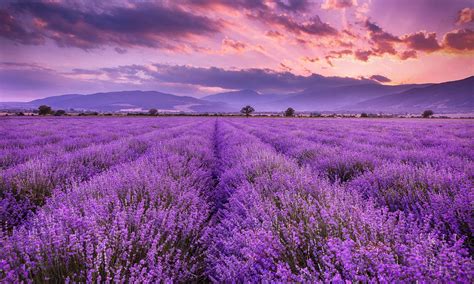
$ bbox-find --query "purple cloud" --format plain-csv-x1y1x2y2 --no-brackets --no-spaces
1,2,221,50
370,75,391,83
402,31,441,52
442,29,474,51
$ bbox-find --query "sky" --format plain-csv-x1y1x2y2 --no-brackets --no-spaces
0,0,473,101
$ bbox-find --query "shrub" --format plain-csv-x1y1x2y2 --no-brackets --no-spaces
54,110,66,116
149,108,158,116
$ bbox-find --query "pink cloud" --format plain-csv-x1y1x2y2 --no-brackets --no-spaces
456,8,474,25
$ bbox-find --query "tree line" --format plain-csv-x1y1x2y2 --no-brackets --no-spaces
34,104,436,118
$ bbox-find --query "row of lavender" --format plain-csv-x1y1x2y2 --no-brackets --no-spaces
1,117,473,282
231,118,473,239
207,119,472,281
1,117,214,282
0,117,179,169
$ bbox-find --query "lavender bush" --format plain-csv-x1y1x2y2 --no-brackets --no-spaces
0,116,472,282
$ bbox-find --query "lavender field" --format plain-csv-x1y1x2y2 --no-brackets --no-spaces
0,116,473,282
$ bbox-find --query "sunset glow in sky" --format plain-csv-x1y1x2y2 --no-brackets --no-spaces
1,0,473,101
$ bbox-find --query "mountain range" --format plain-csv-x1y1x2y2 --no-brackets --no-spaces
1,76,472,113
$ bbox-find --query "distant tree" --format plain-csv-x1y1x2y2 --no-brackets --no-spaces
240,105,255,117
284,107,295,117
54,110,66,116
148,108,158,116
360,112,368,118
422,109,434,118
38,105,52,115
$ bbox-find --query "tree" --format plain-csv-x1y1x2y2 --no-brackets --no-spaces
240,105,255,117
422,110,434,118
38,105,52,115
148,108,158,116
54,110,66,116
284,107,295,117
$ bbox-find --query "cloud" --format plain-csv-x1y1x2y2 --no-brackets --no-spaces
398,50,417,60
275,0,310,12
63,63,379,93
364,20,400,55
0,9,44,45
402,31,441,52
442,29,474,51
456,8,474,25
302,56,319,63
255,12,338,37
266,30,284,38
222,38,248,52
322,0,357,10
369,74,391,83
354,50,373,61
325,49,353,66
1,2,221,50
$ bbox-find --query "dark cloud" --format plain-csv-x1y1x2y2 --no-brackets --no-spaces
187,0,267,10
370,75,391,83
131,64,376,92
188,0,309,12
114,47,127,54
325,49,353,66
266,30,284,38
255,13,338,37
442,29,474,51
359,20,445,60
302,56,319,63
398,50,417,60
0,9,44,45
364,20,400,55
354,50,373,62
275,0,310,12
402,31,441,52
1,2,221,50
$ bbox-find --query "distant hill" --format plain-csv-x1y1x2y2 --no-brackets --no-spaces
202,89,285,110
1,76,472,113
273,83,429,111
2,91,232,112
348,76,474,113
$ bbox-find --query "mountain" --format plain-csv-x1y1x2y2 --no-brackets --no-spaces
202,89,286,110
349,76,474,113
274,83,428,111
24,91,232,112
1,76,472,113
